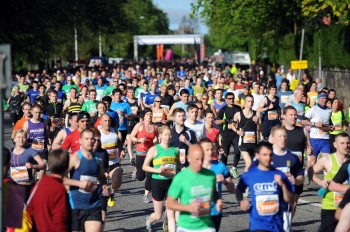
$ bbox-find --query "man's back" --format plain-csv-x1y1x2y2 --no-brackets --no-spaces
28,174,70,232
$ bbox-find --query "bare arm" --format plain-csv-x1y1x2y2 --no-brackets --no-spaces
329,181,350,193
52,129,66,150
129,123,142,143
166,196,200,214
167,104,176,121
32,155,46,170
311,156,329,187
22,121,29,133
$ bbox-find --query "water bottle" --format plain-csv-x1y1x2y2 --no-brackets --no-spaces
317,181,330,197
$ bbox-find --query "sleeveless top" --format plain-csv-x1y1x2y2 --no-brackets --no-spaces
27,120,46,152
99,128,119,165
322,153,343,210
239,111,257,145
330,111,343,135
68,98,82,113
263,96,280,122
69,150,101,210
213,100,227,112
136,123,157,155
152,108,166,124
152,144,178,180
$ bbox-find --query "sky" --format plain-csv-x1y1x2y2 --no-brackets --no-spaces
152,0,208,34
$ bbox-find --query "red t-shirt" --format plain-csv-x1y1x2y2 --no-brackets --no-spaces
61,129,81,154
27,175,70,232
206,127,220,143
235,83,245,90
94,117,101,129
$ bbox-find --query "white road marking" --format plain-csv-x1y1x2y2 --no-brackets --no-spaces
298,199,322,208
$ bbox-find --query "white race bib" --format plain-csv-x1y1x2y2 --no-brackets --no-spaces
256,194,279,216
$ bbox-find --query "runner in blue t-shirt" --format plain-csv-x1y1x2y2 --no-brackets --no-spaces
237,141,294,232
110,89,132,145
27,81,40,104
143,83,159,108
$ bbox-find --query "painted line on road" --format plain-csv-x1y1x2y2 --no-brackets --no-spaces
298,199,322,208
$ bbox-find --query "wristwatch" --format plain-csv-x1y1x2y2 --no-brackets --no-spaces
311,122,315,126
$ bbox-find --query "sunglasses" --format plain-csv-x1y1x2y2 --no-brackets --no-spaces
155,101,161,102
226,98,234,100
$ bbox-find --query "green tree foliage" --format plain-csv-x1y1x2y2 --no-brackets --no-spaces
0,0,169,69
192,0,301,62
302,0,350,24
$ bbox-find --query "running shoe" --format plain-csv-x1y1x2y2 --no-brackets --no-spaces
304,175,311,185
143,195,151,203
146,216,152,231
230,167,239,178
107,193,115,207
130,157,136,166
131,169,137,180
162,213,168,232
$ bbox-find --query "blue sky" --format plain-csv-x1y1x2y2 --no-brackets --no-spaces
152,0,208,34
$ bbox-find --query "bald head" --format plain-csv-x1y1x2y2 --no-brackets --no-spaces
188,144,204,173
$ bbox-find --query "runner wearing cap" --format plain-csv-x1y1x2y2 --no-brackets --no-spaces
61,112,91,154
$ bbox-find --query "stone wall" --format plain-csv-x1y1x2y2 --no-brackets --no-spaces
315,68,350,108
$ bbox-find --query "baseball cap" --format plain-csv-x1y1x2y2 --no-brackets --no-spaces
237,74,243,79
78,112,90,121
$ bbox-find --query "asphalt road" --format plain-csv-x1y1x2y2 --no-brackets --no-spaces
3,113,323,232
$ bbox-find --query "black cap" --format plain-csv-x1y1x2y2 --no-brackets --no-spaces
78,112,90,121
237,74,243,79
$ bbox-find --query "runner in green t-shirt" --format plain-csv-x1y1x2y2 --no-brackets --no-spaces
166,144,223,232
81,90,98,115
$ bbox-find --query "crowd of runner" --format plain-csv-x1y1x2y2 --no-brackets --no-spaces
3,60,350,232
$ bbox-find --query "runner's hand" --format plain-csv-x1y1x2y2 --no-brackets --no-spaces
306,146,312,156
269,103,273,109
79,180,92,191
188,201,201,214
216,199,223,212
240,199,250,211
237,129,244,137
159,166,175,178
120,150,125,158
25,162,32,169
274,174,284,186
102,185,109,197
286,173,295,185
315,121,323,128
321,180,330,189
216,174,224,183
138,137,146,143
179,135,188,144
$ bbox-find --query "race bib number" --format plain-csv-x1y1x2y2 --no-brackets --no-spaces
179,149,186,164
256,194,279,216
334,192,344,207
79,175,98,194
32,138,44,151
268,110,278,120
10,166,29,182
191,195,211,217
243,131,256,143
280,95,289,104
